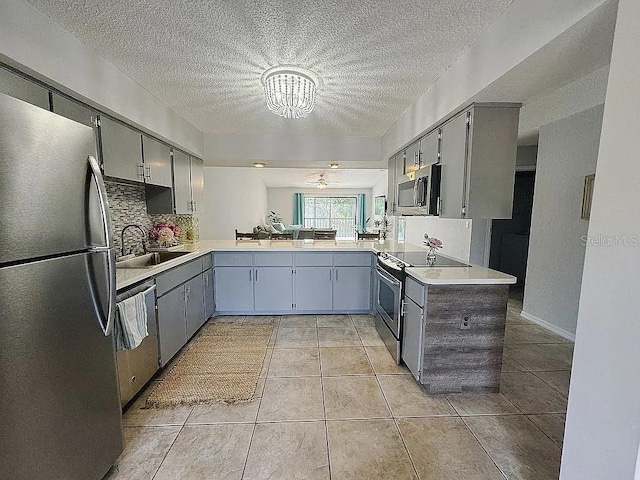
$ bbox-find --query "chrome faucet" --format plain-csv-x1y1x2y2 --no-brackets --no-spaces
120,224,148,257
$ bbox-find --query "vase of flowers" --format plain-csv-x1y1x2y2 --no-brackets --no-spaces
423,233,443,265
374,215,390,242
149,222,181,247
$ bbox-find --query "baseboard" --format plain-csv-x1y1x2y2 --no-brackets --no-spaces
519,311,576,342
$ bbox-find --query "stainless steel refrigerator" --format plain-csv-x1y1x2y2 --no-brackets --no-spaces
0,93,123,479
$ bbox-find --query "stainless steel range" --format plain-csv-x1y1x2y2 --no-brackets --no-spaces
374,250,469,364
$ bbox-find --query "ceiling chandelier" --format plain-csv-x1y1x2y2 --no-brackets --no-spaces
261,66,319,119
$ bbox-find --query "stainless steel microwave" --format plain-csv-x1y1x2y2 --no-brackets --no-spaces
396,164,441,215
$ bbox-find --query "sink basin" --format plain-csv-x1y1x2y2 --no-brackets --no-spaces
116,251,189,269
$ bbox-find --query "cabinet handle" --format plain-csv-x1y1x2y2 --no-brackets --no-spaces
138,164,145,180
335,269,339,282
255,269,258,282
329,269,332,282
144,165,152,180
249,269,252,282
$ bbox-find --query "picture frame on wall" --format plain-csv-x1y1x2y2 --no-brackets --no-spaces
374,195,386,217
581,174,595,220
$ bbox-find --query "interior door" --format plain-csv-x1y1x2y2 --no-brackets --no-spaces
0,252,122,479
0,93,101,264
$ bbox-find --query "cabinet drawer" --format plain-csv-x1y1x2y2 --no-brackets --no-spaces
405,276,425,307
156,259,203,296
202,253,213,271
214,252,253,267
333,252,372,267
294,252,333,266
254,252,293,266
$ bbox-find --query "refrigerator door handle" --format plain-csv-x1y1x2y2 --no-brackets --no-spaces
88,155,116,336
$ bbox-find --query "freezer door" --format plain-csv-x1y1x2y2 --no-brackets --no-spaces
0,251,123,480
0,92,107,264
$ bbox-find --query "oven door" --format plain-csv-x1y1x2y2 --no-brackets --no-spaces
374,265,403,338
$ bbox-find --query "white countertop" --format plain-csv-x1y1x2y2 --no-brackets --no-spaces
116,240,516,290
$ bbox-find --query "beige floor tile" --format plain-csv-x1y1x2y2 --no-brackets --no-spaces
537,343,575,365
257,377,324,421
327,419,417,479
153,424,253,480
323,376,390,419
268,348,321,377
501,372,568,414
446,393,520,416
279,315,317,328
316,314,354,328
259,348,273,377
355,326,386,346
534,370,571,397
186,400,260,424
104,426,180,480
378,374,455,417
243,421,329,480
398,417,504,480
317,326,361,347
320,346,373,376
351,314,376,328
527,414,566,447
503,344,572,371
275,327,318,348
464,415,561,480
123,387,193,427
365,346,410,374
501,355,527,372
504,324,571,344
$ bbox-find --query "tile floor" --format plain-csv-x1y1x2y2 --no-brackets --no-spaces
105,295,572,480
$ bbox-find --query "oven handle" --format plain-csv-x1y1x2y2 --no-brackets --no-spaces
375,265,402,287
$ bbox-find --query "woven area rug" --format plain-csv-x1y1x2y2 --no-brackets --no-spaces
146,322,273,407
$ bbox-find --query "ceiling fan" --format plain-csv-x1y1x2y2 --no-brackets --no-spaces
305,174,338,189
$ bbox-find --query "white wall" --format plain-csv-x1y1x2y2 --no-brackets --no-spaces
204,133,381,168
267,188,372,226
561,0,640,476
404,217,474,262
0,0,203,156
371,174,388,219
523,104,604,338
198,167,268,240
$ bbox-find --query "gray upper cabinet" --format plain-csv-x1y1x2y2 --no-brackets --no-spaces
440,105,520,219
420,128,440,167
387,155,397,215
173,150,205,214
191,156,205,213
0,67,50,110
173,149,192,214
440,112,469,219
142,136,172,187
50,93,96,128
403,140,420,176
100,116,144,183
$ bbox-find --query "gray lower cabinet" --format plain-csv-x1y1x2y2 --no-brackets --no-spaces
100,116,144,183
203,268,214,319
401,297,424,381
156,286,187,367
294,267,333,311
214,267,254,312
333,266,371,311
0,67,50,110
254,267,293,312
185,275,205,339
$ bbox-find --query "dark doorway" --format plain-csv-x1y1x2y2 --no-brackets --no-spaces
489,170,536,286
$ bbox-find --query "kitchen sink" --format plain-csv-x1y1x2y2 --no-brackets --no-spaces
115,251,189,269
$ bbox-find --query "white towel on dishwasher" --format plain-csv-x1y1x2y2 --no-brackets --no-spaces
115,292,148,350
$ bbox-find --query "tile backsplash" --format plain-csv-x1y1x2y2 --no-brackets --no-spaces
105,181,198,257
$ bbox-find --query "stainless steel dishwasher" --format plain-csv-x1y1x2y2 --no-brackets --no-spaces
115,280,159,406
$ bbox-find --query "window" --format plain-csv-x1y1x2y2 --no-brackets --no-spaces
304,196,357,240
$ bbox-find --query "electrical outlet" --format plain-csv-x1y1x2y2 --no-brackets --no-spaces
460,316,471,329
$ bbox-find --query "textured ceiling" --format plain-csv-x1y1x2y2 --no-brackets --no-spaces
258,168,387,189
27,0,512,136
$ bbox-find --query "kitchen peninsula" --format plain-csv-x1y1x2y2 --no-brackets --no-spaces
116,240,515,397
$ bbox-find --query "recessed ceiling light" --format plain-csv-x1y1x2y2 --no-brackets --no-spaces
329,163,340,169
252,162,266,168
